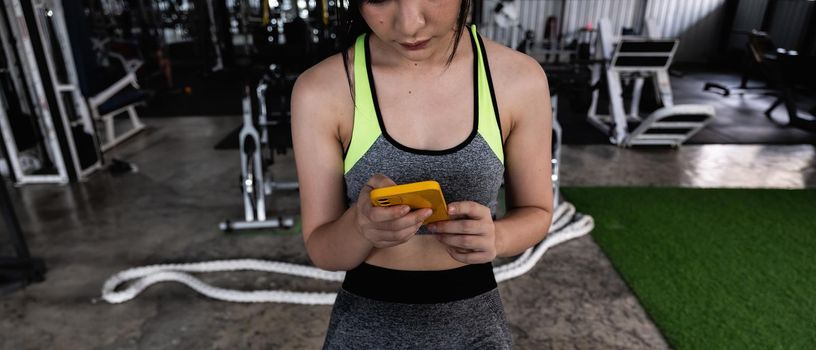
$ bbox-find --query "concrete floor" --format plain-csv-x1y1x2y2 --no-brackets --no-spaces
1,116,815,349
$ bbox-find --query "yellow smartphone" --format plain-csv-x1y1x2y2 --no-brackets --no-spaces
370,180,449,224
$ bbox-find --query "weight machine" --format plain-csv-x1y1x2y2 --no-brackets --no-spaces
587,19,715,147
0,0,103,184
55,1,149,154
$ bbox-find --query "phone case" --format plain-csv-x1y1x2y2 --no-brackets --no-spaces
370,180,449,224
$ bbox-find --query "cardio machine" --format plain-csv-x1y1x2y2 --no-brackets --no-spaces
587,19,715,147
220,65,298,232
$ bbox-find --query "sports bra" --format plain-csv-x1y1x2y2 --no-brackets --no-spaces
343,25,505,233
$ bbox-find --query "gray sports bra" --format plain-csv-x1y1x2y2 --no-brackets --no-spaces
343,25,505,233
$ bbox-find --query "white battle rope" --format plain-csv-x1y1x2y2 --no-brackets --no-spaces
101,202,594,305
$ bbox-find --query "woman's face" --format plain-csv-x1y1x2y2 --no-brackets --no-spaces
359,0,462,62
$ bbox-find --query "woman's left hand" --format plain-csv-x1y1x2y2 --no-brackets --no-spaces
428,201,497,264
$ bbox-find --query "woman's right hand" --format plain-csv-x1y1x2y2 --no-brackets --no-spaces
355,174,433,248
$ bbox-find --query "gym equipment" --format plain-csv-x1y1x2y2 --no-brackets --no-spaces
0,0,103,184
195,0,341,72
484,0,523,49
224,0,273,62
587,18,715,147
82,1,149,73
551,94,562,207
63,0,148,152
251,0,340,71
220,65,298,232
0,4,39,165
519,16,571,64
136,0,225,78
205,0,225,71
704,30,816,133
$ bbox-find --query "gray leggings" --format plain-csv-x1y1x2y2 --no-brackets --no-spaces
323,288,512,349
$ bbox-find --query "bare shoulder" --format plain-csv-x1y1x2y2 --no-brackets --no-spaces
480,37,548,92
291,49,354,119
479,38,550,127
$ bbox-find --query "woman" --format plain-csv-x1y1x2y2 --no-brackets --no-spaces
291,0,553,348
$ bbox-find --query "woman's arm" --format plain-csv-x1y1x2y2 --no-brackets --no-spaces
291,66,372,271
292,60,431,271
494,56,554,258
427,54,553,262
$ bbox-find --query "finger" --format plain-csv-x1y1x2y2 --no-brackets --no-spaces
358,174,397,202
436,233,483,251
446,201,490,220
366,174,397,191
379,208,433,231
368,204,412,223
370,225,420,244
428,219,483,235
365,227,405,246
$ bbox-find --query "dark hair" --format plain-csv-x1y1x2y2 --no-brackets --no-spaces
339,0,472,100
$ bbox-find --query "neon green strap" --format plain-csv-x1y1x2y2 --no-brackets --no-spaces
472,24,504,165
344,34,382,174
344,27,504,173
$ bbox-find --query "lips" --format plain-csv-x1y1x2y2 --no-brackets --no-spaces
400,39,430,50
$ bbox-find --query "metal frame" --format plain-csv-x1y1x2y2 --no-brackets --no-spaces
220,74,298,232
31,0,103,178
1,0,69,184
0,5,31,117
587,18,715,147
551,94,562,207
86,72,146,152
610,39,679,120
79,3,147,152
587,19,628,144
206,0,224,71
625,104,715,146
240,89,266,223
483,0,524,49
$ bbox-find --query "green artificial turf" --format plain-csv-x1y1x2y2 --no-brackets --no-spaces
560,187,816,350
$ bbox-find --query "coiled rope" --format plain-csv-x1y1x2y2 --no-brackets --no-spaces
101,202,593,305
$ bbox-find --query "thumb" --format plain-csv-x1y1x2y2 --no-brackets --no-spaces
363,174,397,192
360,174,397,197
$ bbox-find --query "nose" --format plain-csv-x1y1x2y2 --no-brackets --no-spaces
394,1,425,38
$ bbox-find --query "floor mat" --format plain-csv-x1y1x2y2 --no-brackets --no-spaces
561,187,816,349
